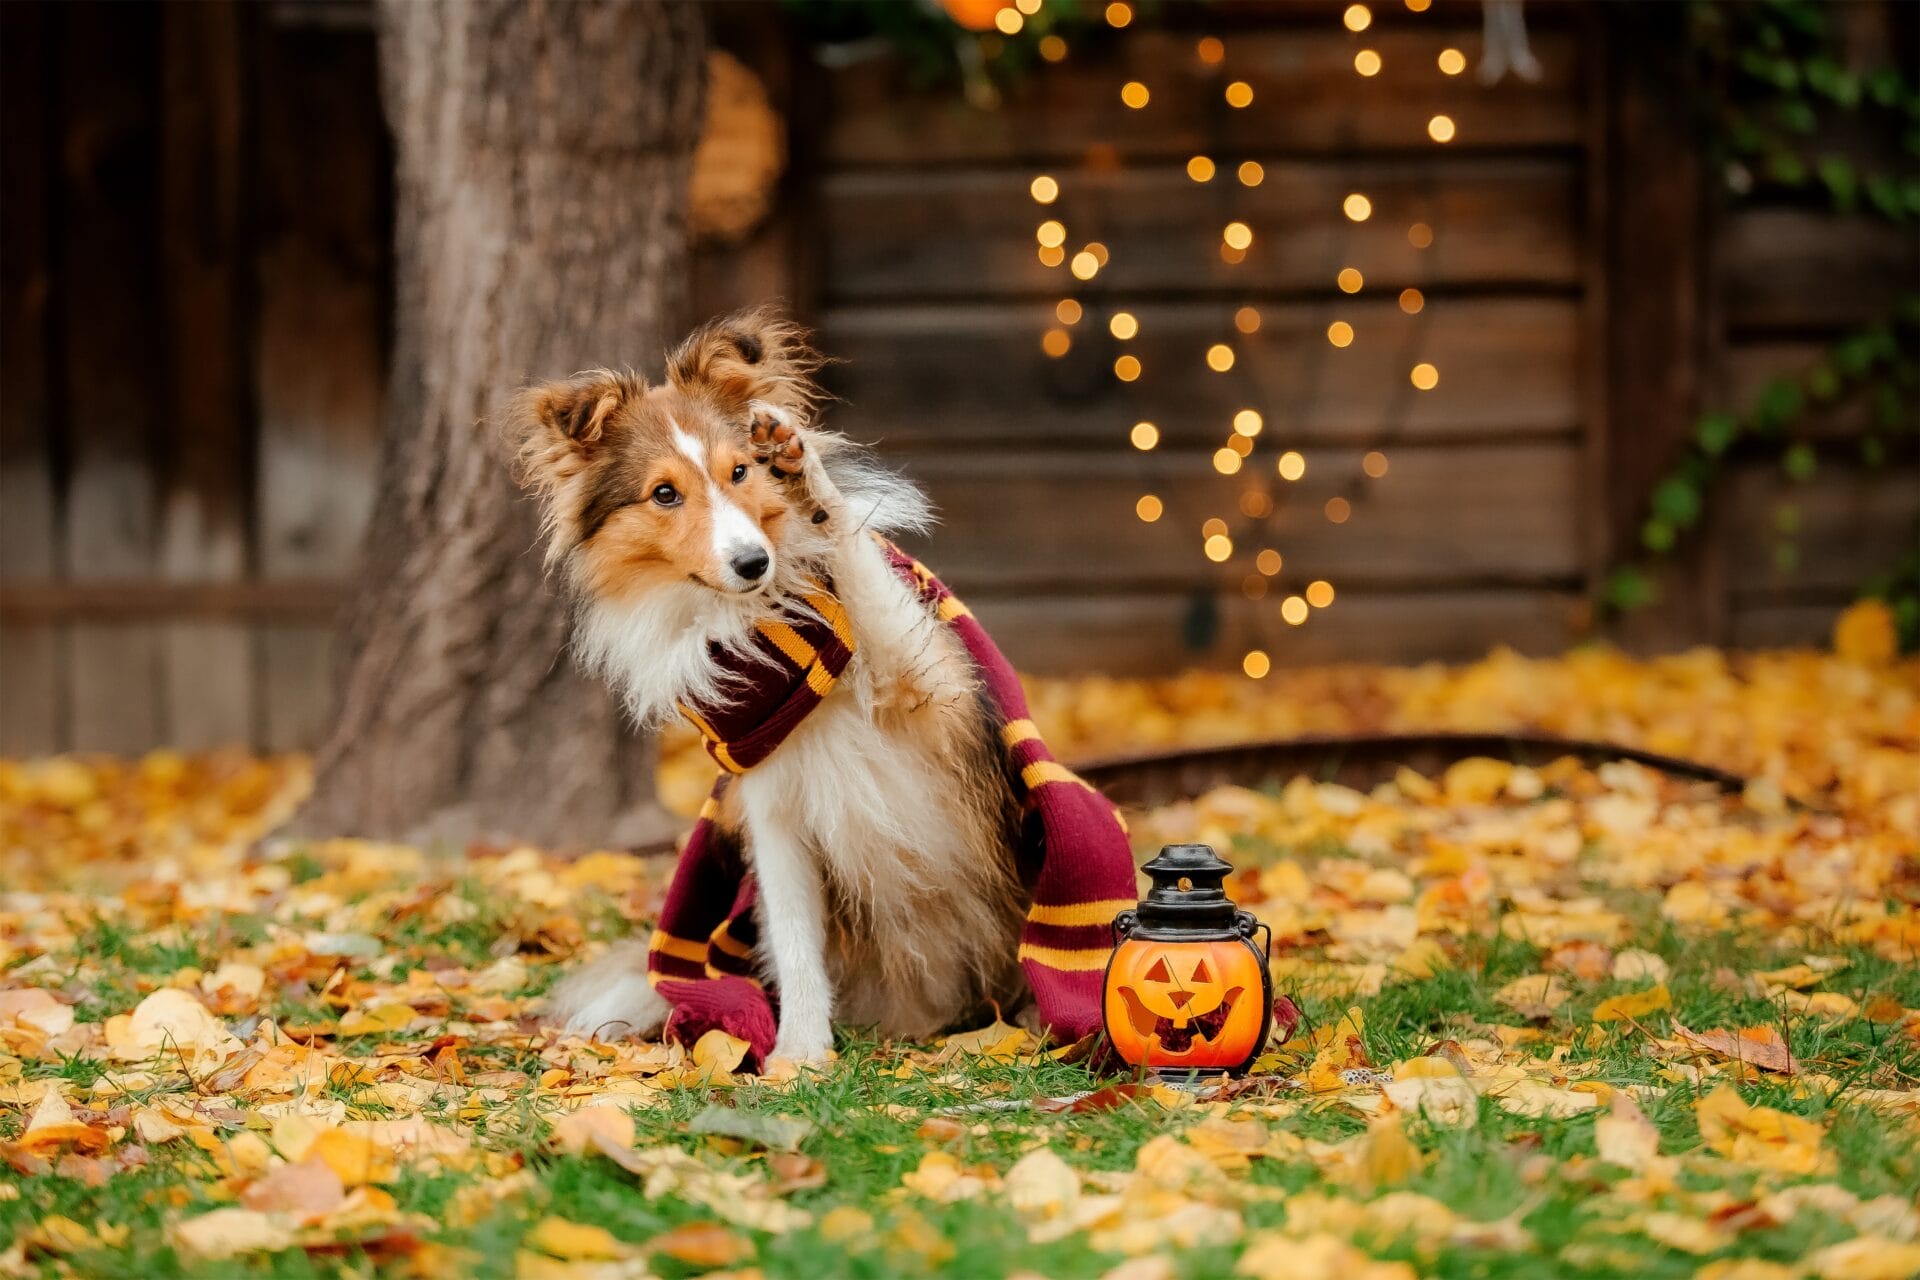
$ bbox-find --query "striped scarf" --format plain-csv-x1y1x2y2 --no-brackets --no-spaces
643,538,1139,1065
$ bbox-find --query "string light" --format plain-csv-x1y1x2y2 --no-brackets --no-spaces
1121,81,1150,108
1220,244,1246,266
1343,193,1373,222
1224,80,1253,108
1039,35,1067,61
1055,298,1082,324
1410,362,1439,390
1239,490,1272,518
1324,496,1352,523
1202,518,1228,538
1130,421,1159,450
1222,221,1253,250
1242,575,1269,600
1306,580,1336,608
1237,161,1264,187
1428,114,1456,143
1343,4,1372,32
1226,433,1253,458
1109,311,1139,340
1030,175,1059,204
1016,0,1042,12
1363,450,1390,478
1281,595,1309,625
1135,494,1163,522
1438,48,1466,75
1197,36,1224,65
1406,0,1432,10
1212,447,1243,475
1408,222,1434,249
1042,328,1071,357
1327,321,1354,347
995,7,1024,35
1206,344,1235,372
1337,267,1364,293
1399,288,1424,315
1114,354,1141,381
1203,532,1234,561
1233,409,1263,437
1354,49,1382,76
1242,649,1271,678
1084,242,1110,266
1106,1,1133,28
1070,250,1100,279
1187,155,1216,182
1234,306,1261,333
1036,220,1066,247
1277,450,1306,481
1038,245,1064,267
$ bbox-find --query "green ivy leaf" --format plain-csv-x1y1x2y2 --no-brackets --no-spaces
1806,362,1841,400
1867,68,1904,108
1605,567,1657,611
1862,436,1886,468
1696,412,1740,455
1773,502,1801,535
1772,541,1801,574
1776,97,1818,135
1816,155,1857,211
1875,383,1912,432
1834,334,1878,377
1783,441,1817,481
1755,378,1804,432
1652,476,1704,528
1865,174,1905,219
1641,517,1677,553
1765,150,1808,185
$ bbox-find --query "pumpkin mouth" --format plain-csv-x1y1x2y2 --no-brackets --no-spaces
1118,986,1245,1053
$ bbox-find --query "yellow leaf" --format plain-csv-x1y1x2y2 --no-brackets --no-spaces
1807,1236,1920,1280
1833,598,1898,667
1694,1084,1833,1175
818,1205,874,1243
900,1149,994,1202
1591,982,1671,1022
167,1208,297,1260
691,1029,750,1074
934,1015,1031,1062
1594,1094,1660,1170
1004,1146,1080,1219
1494,1080,1597,1120
550,1103,634,1155
525,1215,632,1261
1493,974,1572,1019
307,1128,397,1186
337,1003,415,1036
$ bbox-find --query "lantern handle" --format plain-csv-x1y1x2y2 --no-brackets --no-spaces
1110,910,1138,947
1233,908,1271,961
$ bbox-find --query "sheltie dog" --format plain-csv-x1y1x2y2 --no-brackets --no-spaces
506,308,1028,1063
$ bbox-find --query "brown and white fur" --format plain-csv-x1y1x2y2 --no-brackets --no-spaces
506,309,1027,1063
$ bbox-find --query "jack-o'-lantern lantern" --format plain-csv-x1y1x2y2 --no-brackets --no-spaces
1103,844,1272,1076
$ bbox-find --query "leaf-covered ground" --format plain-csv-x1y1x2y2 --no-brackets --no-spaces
2,632,1917,1280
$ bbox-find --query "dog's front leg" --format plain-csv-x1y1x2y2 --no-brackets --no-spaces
742,790,835,1064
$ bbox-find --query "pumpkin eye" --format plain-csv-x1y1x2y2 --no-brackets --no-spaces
1191,960,1212,983
650,483,681,507
1144,958,1171,983
730,463,748,484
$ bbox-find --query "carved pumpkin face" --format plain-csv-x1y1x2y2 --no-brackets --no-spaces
1103,936,1270,1072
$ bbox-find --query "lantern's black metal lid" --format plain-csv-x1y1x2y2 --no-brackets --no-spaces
1133,843,1239,937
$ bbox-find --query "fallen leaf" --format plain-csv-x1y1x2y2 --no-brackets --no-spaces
1493,1079,1597,1119
1695,1084,1833,1175
551,1104,634,1155
524,1216,632,1261
1003,1146,1080,1219
1806,1236,1920,1280
241,1158,346,1220
688,1102,813,1151
1493,974,1572,1020
1594,1093,1660,1170
168,1208,296,1260
691,1029,750,1075
1591,983,1671,1023
644,1221,753,1268
1671,1022,1795,1074
1611,950,1670,984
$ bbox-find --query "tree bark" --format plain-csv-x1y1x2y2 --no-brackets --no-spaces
295,0,705,847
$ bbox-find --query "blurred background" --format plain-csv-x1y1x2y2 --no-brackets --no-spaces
2,0,1915,765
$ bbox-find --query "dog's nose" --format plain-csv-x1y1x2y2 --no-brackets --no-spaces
730,547,770,582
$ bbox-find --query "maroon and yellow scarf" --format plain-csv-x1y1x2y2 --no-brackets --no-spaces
643,538,1139,1065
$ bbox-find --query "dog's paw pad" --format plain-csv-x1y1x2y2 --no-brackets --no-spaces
750,410,805,478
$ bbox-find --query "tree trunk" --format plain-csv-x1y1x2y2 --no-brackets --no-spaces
295,0,705,847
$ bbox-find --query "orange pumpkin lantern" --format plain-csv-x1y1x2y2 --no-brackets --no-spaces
1103,844,1272,1076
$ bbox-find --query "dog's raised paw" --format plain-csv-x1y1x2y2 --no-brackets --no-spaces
749,404,805,478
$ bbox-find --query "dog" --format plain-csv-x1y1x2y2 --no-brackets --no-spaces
507,308,1135,1065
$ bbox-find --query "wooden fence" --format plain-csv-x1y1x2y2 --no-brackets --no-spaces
1,0,1913,756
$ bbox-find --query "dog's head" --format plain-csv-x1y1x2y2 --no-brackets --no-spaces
505,307,822,603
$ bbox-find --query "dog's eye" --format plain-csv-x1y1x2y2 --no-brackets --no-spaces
650,484,681,507
730,463,748,484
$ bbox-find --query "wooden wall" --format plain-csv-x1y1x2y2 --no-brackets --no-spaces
0,1,1913,755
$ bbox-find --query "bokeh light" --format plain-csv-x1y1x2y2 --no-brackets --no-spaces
1410,362,1439,390
1037,220,1066,247
1204,532,1234,561
1106,2,1133,27
1242,649,1271,679
1039,35,1067,61
1042,328,1071,357
1237,161,1265,187
1239,490,1272,519
1324,496,1352,523
1109,311,1139,340
1306,580,1336,608
1114,354,1141,381
1343,4,1372,32
1363,450,1389,478
1070,250,1099,280
1408,222,1434,248
1256,549,1283,575
1135,494,1163,522
1206,344,1235,372
1281,595,1309,625
1428,114,1456,143
1343,193,1373,222
1030,175,1059,204
994,8,1023,36
1337,267,1364,293
1202,518,1228,539
1242,575,1269,600
1233,409,1263,437
1222,221,1253,250
1234,306,1262,333
1277,450,1306,481
1055,298,1082,324
1327,321,1354,348
1399,288,1424,315
1197,36,1225,65
1121,81,1150,108
1187,155,1216,182
1354,49,1382,76
1224,80,1253,108
1130,421,1159,450
1226,433,1253,458
1438,48,1466,75
1212,447,1243,476
1038,245,1064,267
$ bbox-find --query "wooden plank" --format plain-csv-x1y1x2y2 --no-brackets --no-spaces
825,26,1585,167
1721,208,1919,336
969,587,1582,676
0,1,63,755
1728,602,1847,652
0,579,346,624
159,1,254,749
823,156,1580,301
59,3,165,752
1593,2,1718,650
894,441,1584,593
254,18,387,749
822,297,1580,449
1723,460,1920,597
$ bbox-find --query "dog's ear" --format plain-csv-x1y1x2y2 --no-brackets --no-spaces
667,306,821,423
503,370,633,493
